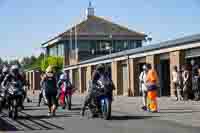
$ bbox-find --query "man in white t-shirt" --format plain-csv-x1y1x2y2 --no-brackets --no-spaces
172,66,183,101
139,64,148,110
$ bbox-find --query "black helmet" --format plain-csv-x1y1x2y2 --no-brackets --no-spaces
96,64,105,73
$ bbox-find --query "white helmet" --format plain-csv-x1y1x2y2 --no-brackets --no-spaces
11,65,19,70
60,74,67,80
10,65,19,75
142,64,147,70
2,67,9,74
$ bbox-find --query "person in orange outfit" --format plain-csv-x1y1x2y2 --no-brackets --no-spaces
146,64,159,112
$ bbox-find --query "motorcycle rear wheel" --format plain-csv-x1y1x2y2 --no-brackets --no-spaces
102,98,111,120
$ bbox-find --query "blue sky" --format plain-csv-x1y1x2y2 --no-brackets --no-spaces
0,0,200,60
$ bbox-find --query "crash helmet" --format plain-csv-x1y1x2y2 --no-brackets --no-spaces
59,74,67,81
96,64,105,73
10,65,19,76
142,64,147,71
2,66,9,75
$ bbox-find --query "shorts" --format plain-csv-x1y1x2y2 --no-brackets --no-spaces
45,94,57,108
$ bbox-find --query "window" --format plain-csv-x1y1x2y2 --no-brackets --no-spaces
48,44,64,57
72,40,76,50
136,40,142,48
124,41,128,49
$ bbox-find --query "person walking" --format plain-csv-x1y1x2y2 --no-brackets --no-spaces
172,66,183,101
38,72,47,106
196,65,200,99
182,65,191,100
139,64,148,111
146,64,159,112
42,66,58,116
191,60,200,101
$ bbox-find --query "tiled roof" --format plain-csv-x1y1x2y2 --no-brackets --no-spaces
42,16,146,46
62,16,146,37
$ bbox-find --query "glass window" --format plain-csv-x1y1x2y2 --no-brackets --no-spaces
136,40,142,48
72,40,76,50
48,44,64,57
78,41,90,51
124,41,128,49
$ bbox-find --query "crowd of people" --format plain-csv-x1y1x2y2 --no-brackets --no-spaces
1,60,199,118
139,60,200,113
171,60,200,101
37,64,114,117
0,63,114,118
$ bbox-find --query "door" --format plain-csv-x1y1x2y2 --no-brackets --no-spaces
160,60,170,96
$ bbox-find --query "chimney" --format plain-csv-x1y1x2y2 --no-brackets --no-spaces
86,1,95,17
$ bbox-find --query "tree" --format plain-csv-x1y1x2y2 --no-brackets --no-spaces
40,56,63,72
0,57,3,65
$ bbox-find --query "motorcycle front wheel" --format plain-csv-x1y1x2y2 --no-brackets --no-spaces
12,99,18,120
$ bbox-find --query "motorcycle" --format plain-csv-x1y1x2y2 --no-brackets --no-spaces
7,81,24,120
85,80,112,120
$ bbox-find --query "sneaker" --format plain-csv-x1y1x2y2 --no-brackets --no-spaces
141,106,147,111
62,106,66,109
48,112,51,116
80,110,85,116
152,110,158,113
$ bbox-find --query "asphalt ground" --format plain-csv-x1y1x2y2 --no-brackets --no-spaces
0,95,198,133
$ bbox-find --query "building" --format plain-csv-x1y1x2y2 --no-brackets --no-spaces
64,34,200,96
41,3,200,97
41,3,147,67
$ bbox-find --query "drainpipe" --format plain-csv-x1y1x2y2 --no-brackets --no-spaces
127,55,130,96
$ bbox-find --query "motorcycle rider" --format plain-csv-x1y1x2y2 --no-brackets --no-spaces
38,72,47,106
1,65,26,109
80,64,114,116
0,66,9,85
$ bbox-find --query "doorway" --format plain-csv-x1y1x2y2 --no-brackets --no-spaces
159,60,170,96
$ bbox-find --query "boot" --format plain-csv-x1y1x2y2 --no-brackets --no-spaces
80,107,85,116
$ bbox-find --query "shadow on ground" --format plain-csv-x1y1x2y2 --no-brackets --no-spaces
0,117,18,131
0,112,65,132
158,111,194,114
70,107,82,111
110,115,159,121
23,107,47,111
